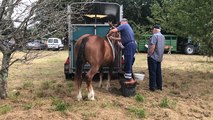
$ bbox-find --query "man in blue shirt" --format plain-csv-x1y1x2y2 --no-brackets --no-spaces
147,25,165,91
107,18,136,84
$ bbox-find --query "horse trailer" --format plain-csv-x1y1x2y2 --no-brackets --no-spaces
64,2,124,79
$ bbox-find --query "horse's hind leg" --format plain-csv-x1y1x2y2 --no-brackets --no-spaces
86,65,99,100
75,75,83,101
98,67,103,88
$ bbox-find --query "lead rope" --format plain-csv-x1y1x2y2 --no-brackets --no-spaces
106,37,115,61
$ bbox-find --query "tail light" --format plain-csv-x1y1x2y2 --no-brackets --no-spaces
65,57,69,65
122,56,125,64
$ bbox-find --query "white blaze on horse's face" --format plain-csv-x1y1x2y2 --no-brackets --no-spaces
88,87,95,100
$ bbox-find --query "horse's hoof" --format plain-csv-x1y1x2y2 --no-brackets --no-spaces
77,98,82,101
106,87,111,91
88,94,95,100
77,95,83,101
98,84,102,88
88,97,95,101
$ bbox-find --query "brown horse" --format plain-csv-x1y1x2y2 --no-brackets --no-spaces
74,30,120,101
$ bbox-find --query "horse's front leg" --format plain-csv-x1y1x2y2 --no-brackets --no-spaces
106,67,113,91
86,66,99,100
106,73,111,91
98,68,103,88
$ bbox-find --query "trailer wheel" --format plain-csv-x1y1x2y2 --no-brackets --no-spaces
65,73,74,80
184,45,195,55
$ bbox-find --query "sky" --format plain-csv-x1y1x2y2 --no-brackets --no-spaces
12,0,37,27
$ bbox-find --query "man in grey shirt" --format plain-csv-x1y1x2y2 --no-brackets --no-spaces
147,25,165,91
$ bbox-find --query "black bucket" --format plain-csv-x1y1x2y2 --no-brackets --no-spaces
119,80,136,97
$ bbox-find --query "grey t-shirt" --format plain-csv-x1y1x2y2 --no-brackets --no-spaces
148,32,165,62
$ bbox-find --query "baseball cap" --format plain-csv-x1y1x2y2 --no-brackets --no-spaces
152,25,161,29
120,18,128,22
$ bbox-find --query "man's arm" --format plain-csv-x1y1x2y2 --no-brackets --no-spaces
149,44,156,55
109,32,121,41
107,28,118,37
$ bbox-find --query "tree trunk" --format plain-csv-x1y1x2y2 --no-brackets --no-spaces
0,52,10,99
0,73,7,99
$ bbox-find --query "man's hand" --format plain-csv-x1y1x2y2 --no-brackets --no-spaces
106,33,111,38
109,36,113,40
107,28,118,38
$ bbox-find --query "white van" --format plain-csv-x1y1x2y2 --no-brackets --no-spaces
47,38,64,50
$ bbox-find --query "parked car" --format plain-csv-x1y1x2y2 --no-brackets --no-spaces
47,38,64,50
26,40,46,50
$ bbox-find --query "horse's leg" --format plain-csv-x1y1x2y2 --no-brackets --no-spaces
106,73,111,91
86,65,99,100
76,75,83,101
98,67,103,88
106,66,113,91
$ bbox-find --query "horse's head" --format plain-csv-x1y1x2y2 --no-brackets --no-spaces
108,21,119,30
107,21,119,37
106,21,123,50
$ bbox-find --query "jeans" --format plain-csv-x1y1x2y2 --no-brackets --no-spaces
124,42,136,79
148,57,162,89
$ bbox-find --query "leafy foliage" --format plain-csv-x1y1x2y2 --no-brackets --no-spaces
98,0,153,25
150,0,213,56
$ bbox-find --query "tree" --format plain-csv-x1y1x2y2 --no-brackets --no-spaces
150,0,213,56
0,0,39,99
0,0,90,99
96,0,153,42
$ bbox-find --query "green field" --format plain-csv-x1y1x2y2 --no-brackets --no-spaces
0,51,212,120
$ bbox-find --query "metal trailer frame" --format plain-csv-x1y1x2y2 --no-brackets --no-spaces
65,2,123,79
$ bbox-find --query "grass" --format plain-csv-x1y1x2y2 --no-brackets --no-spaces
40,80,54,90
52,97,69,112
129,107,145,118
82,111,97,119
23,103,33,110
23,80,34,89
160,97,176,109
1,51,213,120
180,82,189,91
160,97,170,108
35,90,46,98
135,93,145,102
66,81,74,92
0,105,12,115
8,90,19,100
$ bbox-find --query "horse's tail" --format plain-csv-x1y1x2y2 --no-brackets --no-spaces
75,37,89,77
